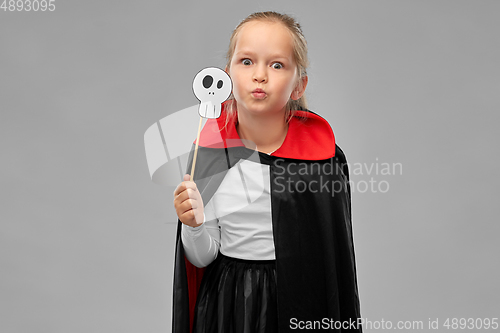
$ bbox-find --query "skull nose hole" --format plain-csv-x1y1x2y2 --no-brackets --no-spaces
217,80,223,89
203,75,213,89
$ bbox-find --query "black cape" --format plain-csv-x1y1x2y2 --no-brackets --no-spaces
172,106,362,332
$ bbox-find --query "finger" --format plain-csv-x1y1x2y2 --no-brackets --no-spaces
183,180,198,191
179,206,197,221
174,188,198,206
185,188,201,200
180,174,196,192
175,200,192,217
174,180,198,199
173,188,188,205
177,198,198,213
173,182,187,196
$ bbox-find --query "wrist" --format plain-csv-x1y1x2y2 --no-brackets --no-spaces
184,212,205,229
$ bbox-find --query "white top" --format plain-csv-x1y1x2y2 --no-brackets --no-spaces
181,156,275,268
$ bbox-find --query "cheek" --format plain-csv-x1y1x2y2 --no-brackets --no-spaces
230,76,240,93
287,76,300,97
279,77,297,99
230,72,244,95
229,82,243,103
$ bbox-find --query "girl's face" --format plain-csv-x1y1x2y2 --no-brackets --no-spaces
228,21,301,117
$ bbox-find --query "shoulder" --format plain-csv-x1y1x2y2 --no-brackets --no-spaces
272,109,336,160
335,143,348,164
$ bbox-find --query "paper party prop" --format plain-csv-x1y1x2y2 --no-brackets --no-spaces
190,67,232,180
193,67,232,119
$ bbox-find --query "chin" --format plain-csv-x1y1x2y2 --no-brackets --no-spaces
238,99,287,116
245,105,273,114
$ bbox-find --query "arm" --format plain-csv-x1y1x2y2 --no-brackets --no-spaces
181,199,220,268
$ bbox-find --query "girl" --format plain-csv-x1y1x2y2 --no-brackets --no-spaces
173,11,362,332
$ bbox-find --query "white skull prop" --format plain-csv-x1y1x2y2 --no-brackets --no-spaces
192,67,232,119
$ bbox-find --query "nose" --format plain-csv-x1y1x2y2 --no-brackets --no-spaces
253,64,267,83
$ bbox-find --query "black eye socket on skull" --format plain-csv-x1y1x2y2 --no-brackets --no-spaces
217,80,223,89
203,75,213,89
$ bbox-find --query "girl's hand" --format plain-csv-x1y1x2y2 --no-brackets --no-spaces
173,174,204,228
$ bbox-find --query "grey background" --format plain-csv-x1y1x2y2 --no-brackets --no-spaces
1,0,499,332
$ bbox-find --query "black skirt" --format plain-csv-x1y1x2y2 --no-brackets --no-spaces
193,253,278,333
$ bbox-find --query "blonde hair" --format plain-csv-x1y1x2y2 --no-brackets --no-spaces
224,11,309,125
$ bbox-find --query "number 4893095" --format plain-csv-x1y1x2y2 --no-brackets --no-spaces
1,0,56,11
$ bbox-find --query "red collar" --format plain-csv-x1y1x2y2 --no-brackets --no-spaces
196,102,335,160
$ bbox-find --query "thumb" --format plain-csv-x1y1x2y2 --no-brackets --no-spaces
183,174,191,181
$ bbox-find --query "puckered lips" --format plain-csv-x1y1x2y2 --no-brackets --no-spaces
251,88,267,99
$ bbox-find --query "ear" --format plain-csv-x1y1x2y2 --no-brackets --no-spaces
291,76,308,101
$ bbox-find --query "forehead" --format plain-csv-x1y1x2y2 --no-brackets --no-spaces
234,21,294,58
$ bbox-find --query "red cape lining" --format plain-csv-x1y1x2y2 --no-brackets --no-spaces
194,102,336,160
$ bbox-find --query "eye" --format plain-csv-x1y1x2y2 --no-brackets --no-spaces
242,58,252,66
272,62,283,69
202,75,213,89
217,80,223,89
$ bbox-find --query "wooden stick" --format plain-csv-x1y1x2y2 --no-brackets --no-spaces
190,116,203,181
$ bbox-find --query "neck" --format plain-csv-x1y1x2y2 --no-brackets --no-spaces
236,109,288,154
